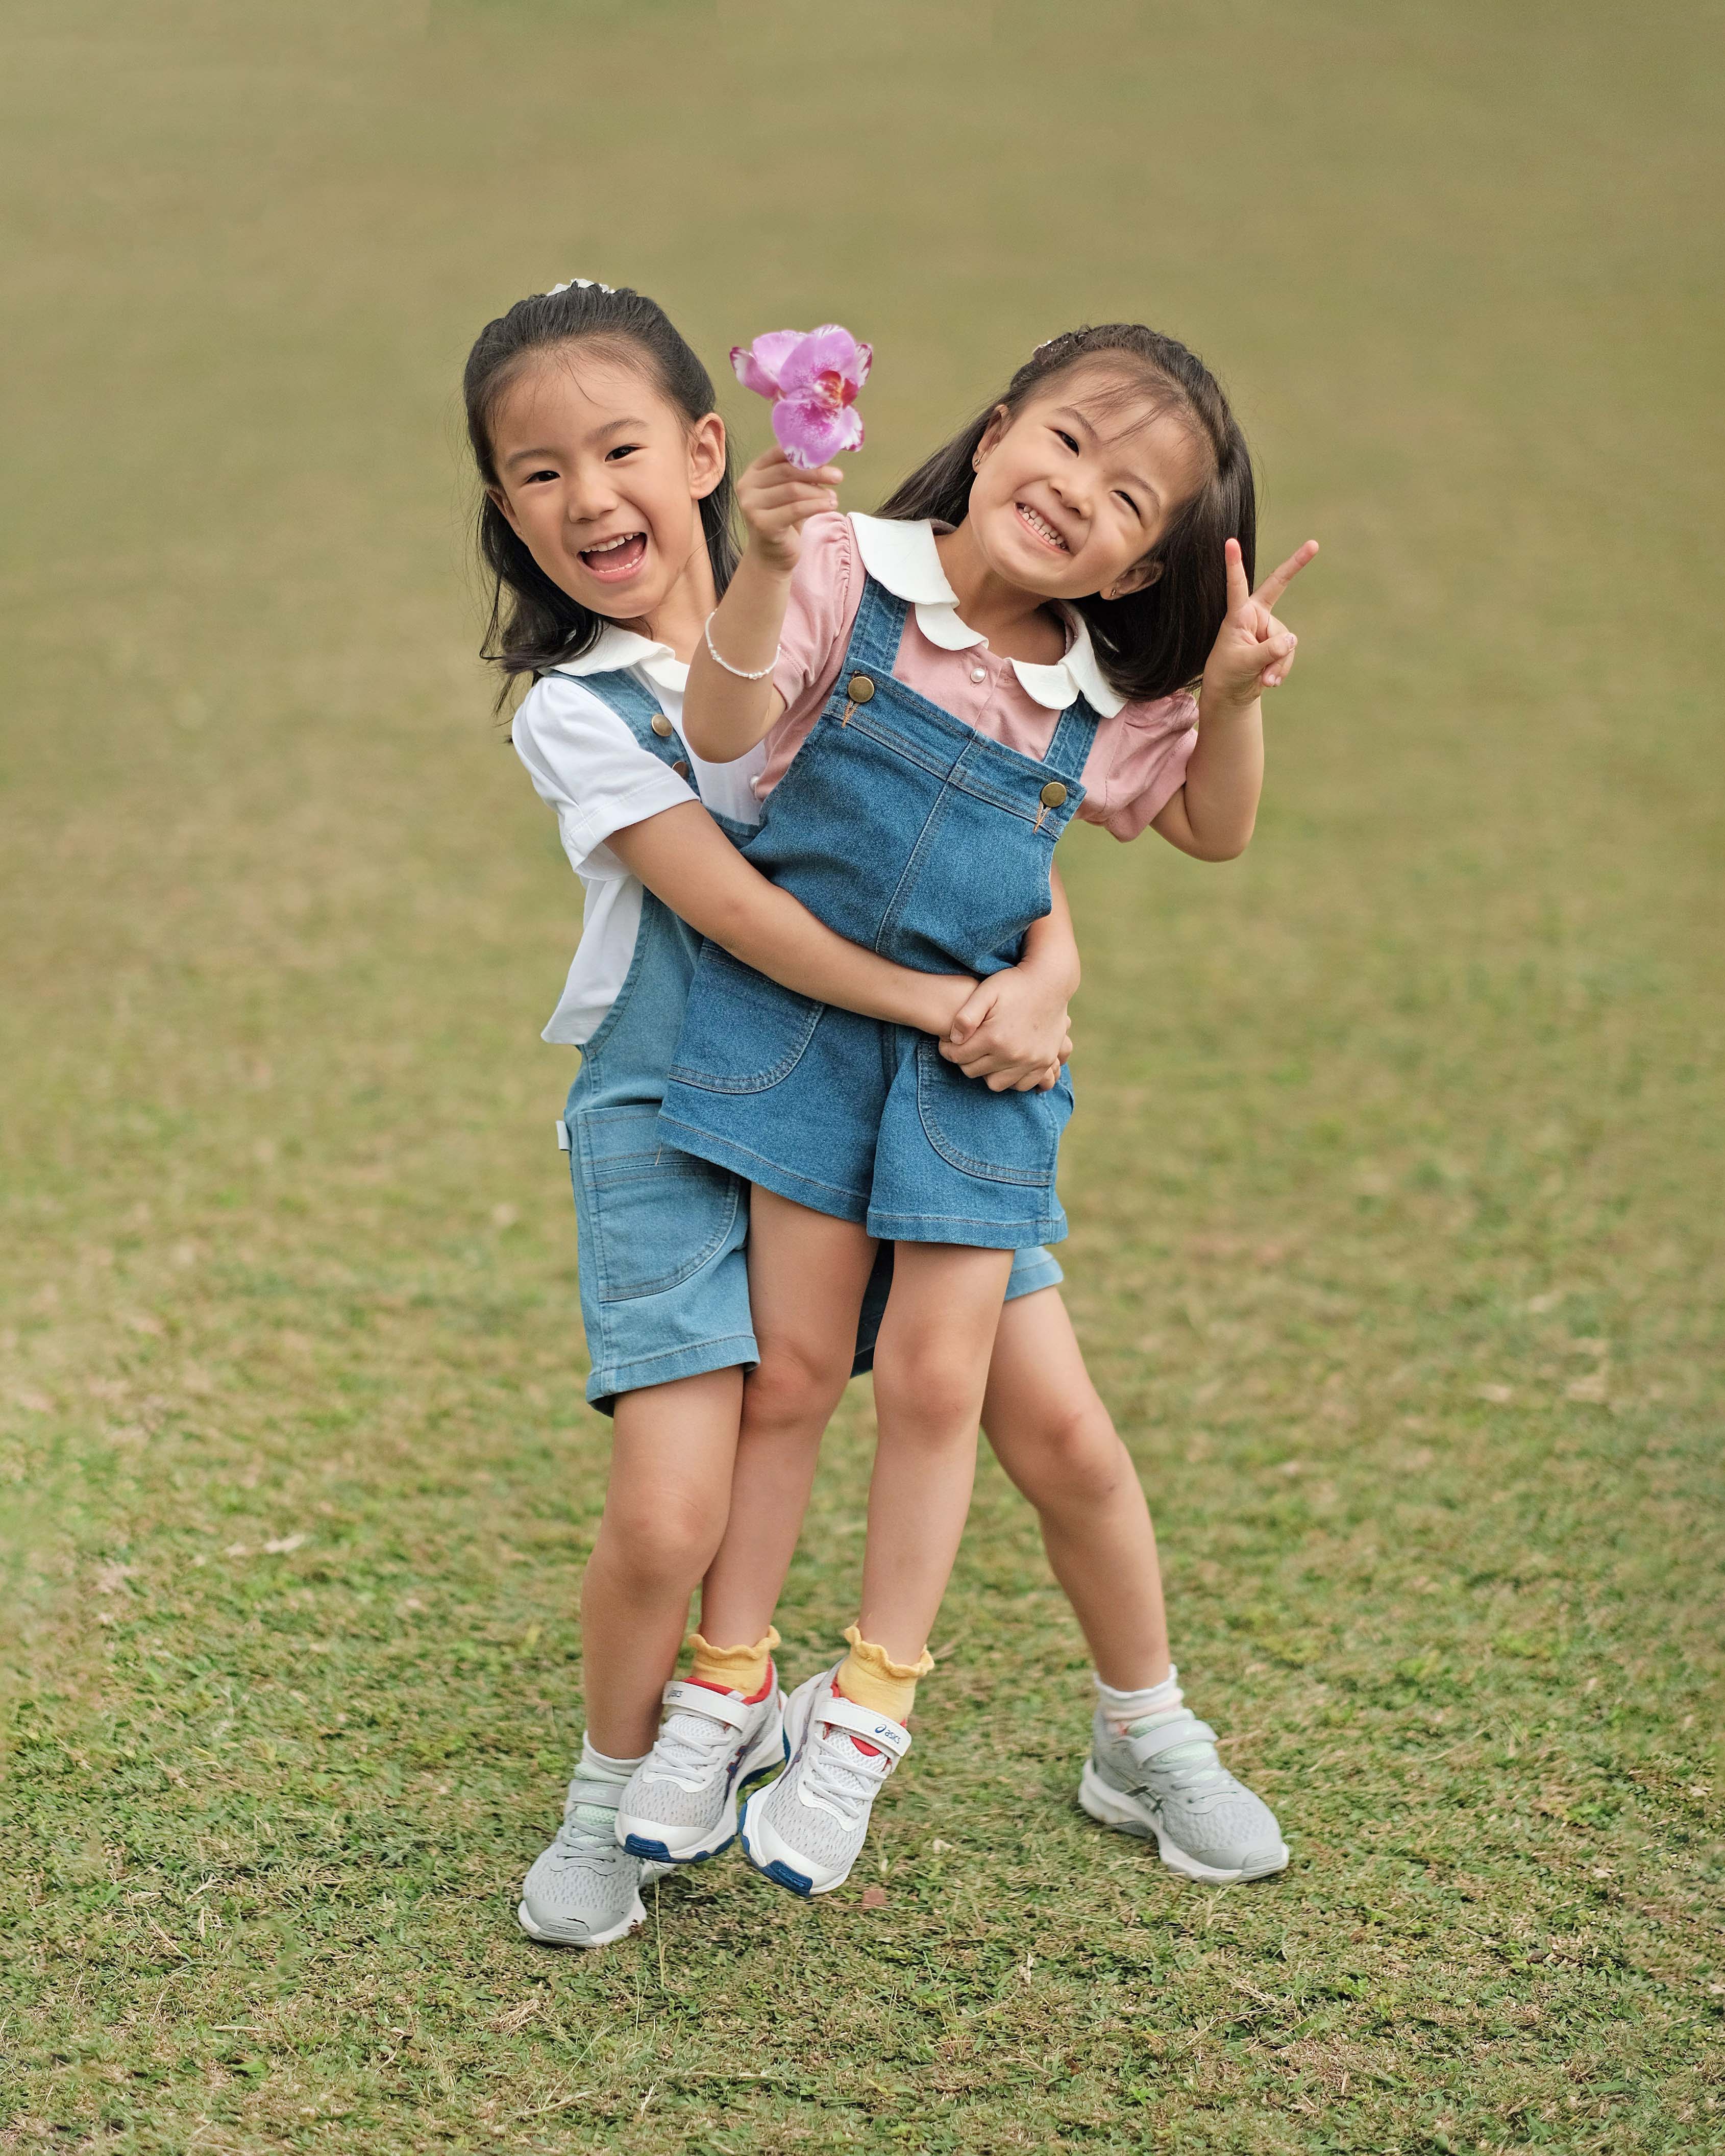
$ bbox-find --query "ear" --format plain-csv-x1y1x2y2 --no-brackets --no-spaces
687,411,727,501
973,403,1013,464
486,483,525,541
1106,556,1164,601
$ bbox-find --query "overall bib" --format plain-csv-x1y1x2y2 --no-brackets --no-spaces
659,572,1094,1250
552,668,1065,1409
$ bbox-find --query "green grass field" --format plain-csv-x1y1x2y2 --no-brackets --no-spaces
3,4,1721,2149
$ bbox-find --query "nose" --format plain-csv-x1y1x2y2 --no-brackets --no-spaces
564,459,620,525
1048,464,1091,517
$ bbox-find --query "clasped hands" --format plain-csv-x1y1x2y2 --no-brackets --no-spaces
934,965,1072,1094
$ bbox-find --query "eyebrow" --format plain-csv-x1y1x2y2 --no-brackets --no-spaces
501,418,654,470
1051,405,1164,509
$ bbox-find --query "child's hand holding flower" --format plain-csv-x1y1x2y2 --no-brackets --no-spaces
730,327,872,575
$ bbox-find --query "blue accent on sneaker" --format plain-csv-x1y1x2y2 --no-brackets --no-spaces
738,1816,813,1895
622,1829,735,1864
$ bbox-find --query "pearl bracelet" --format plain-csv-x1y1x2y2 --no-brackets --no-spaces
703,611,778,681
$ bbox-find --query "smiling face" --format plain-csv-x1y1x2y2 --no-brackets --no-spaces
484,343,725,635
966,365,1212,603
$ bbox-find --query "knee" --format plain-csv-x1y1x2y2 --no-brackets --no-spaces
597,1485,721,1595
874,1338,990,1439
746,1335,851,1432
998,1396,1131,1512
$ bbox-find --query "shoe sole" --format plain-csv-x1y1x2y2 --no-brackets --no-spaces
516,1894,646,1949
1077,1760,1290,1883
618,1716,790,1866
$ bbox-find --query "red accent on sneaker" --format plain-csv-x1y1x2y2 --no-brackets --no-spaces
830,1679,882,1758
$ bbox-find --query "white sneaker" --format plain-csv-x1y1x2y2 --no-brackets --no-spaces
614,1677,787,1865
1080,1706,1290,1882
518,1774,671,1948
738,1667,909,1896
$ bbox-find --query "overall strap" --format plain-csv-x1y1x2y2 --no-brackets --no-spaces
545,663,757,846
547,664,688,774
1041,692,1101,787
836,569,910,688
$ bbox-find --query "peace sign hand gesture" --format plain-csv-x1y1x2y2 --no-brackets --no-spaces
1201,537,1319,712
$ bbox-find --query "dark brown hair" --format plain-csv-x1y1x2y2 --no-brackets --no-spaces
877,324,1255,703
463,283,738,700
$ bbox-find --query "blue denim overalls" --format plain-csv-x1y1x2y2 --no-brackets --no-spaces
552,668,1063,1409
658,568,1092,1249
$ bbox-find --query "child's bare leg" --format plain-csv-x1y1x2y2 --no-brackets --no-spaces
695,1189,876,1650
737,1241,1014,1898
981,1287,1289,1882
981,1287,1170,1689
580,1366,746,1758
857,1242,1016,1662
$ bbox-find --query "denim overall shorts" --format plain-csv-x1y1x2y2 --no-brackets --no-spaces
553,670,1063,1410
658,572,1092,1250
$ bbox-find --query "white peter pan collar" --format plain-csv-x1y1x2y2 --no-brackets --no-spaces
849,512,1125,718
552,623,688,694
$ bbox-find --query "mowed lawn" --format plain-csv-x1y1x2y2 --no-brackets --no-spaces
2,4,1720,2150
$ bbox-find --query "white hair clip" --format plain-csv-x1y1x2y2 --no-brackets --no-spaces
545,278,615,297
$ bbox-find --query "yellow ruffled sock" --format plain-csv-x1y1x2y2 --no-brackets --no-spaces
834,1623,934,1725
686,1624,780,1699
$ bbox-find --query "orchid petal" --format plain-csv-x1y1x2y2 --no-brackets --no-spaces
731,329,805,397
773,393,865,468
776,324,870,401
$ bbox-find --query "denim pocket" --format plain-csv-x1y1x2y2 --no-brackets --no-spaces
667,945,824,1095
574,1104,742,1301
914,1037,1072,1188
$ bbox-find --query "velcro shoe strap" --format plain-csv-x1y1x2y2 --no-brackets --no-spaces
1127,1715,1218,1765
817,1690,912,1760
661,1679,750,1731
565,1779,622,1812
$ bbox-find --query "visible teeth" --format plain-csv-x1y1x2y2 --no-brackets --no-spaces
1018,505,1068,550
585,532,642,554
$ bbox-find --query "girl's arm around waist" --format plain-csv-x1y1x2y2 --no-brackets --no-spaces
610,802,1056,1085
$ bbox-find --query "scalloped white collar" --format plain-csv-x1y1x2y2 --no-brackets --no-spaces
849,512,1125,718
552,624,688,693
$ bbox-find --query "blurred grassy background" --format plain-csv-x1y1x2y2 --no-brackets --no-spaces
2,2,1721,2150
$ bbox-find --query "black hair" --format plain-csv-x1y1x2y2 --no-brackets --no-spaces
876,324,1255,703
463,282,738,701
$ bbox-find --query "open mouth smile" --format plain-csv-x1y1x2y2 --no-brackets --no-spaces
579,530,648,580
1015,502,1071,555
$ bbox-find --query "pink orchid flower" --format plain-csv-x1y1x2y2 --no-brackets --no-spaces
731,324,872,469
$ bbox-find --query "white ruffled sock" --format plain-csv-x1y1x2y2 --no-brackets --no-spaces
1095,1664,1184,1735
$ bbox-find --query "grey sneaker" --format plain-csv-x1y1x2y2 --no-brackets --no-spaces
1079,1707,1289,1882
518,1775,671,1948
615,1676,787,1864
738,1667,909,1896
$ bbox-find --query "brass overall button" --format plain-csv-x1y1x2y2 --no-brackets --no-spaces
1039,780,1068,808
651,714,674,737
847,673,876,703
672,758,692,779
